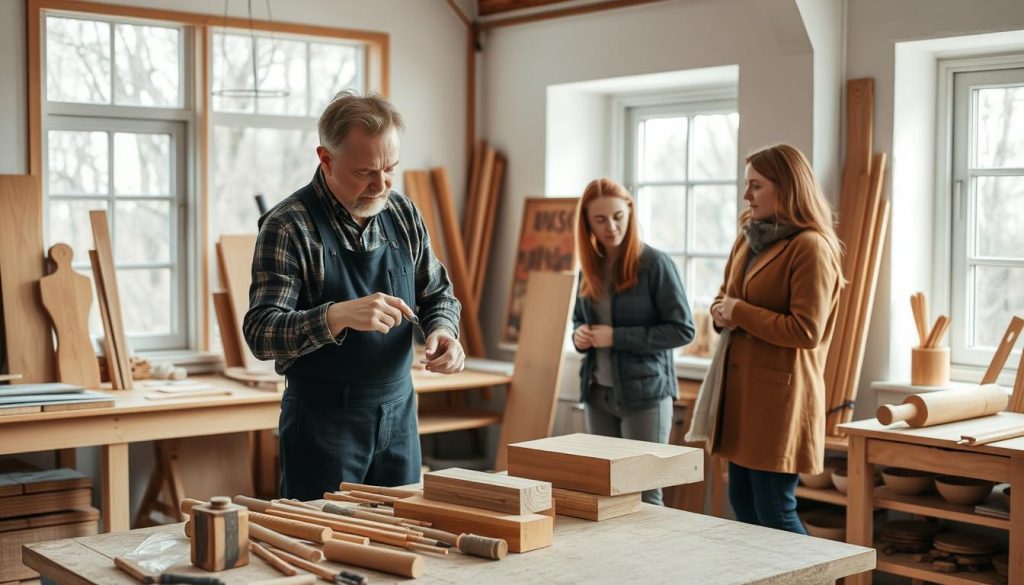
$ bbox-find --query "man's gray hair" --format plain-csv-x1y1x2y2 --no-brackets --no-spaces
318,90,405,153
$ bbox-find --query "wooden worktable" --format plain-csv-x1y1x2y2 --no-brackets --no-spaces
841,414,1024,584
0,368,512,534
24,503,874,584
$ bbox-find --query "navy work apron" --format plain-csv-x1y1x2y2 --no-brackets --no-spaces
278,187,421,501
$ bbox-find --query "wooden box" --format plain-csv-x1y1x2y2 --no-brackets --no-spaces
507,433,703,495
394,495,553,553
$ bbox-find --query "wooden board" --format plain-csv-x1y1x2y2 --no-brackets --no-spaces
0,518,97,582
494,272,577,469
0,469,91,498
0,508,98,533
403,171,447,266
40,244,101,389
216,236,268,373
0,487,92,519
393,494,553,553
507,433,704,496
88,250,122,389
213,292,244,369
501,198,579,344
473,153,505,303
0,175,55,383
422,468,551,514
551,487,641,521
466,146,496,283
89,211,132,390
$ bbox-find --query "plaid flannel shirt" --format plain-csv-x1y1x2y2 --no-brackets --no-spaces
243,168,461,374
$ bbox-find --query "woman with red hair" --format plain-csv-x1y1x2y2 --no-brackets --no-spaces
572,177,695,506
710,144,842,534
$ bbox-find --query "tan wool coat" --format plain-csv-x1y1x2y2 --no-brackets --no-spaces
711,229,841,475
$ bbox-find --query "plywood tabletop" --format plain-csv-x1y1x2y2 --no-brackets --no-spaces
24,504,874,585
840,411,1024,455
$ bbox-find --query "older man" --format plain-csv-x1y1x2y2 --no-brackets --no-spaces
244,91,465,500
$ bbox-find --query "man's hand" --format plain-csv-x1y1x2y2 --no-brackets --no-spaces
326,292,416,336
422,329,465,374
573,325,595,350
589,324,614,348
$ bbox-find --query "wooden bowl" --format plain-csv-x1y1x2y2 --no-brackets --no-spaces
934,475,995,505
881,467,935,495
802,509,845,541
831,468,848,495
799,458,843,489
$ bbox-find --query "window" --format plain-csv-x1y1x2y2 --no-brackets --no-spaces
208,29,364,239
42,13,192,351
949,65,1024,368
624,99,739,313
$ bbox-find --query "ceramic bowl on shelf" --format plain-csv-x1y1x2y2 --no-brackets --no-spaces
802,508,846,541
799,457,844,489
831,468,848,494
880,467,936,496
934,475,996,505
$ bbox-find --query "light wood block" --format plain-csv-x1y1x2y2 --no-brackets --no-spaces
191,497,250,571
551,487,641,521
0,175,55,383
394,494,553,553
494,272,577,469
507,433,704,496
423,467,551,514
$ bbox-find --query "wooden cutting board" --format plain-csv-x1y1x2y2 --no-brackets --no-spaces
0,175,55,383
40,244,100,388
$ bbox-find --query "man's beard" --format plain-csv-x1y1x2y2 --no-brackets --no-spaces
351,194,388,219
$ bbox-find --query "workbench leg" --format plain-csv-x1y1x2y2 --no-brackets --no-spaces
711,455,728,517
101,442,130,533
55,448,76,469
1011,456,1024,584
845,435,873,585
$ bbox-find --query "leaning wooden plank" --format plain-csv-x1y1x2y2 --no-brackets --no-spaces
472,152,505,303
12,469,92,494
89,211,133,390
0,517,98,582
213,291,244,369
494,272,577,469
88,250,123,389
462,139,485,244
393,494,552,553
430,167,485,357
0,487,92,520
217,235,270,373
404,170,447,266
466,147,497,281
0,175,55,383
507,433,704,496
551,487,641,521
423,468,551,514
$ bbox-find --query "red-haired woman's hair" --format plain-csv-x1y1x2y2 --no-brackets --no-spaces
576,178,644,299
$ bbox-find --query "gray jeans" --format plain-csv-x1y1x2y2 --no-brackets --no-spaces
585,383,673,505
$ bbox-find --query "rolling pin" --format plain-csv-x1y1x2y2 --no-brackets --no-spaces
877,384,1009,427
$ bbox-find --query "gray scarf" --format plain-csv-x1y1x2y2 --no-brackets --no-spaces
743,221,802,271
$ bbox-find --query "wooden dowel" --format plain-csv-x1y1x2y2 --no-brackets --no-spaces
324,492,379,505
180,497,206,516
924,315,950,348
321,501,430,527
266,546,352,583
249,511,332,544
323,539,424,578
413,525,460,546
249,541,299,577
339,482,420,498
249,523,324,562
911,294,927,346
275,498,321,511
233,494,273,513
406,541,449,556
347,490,402,503
249,576,316,585
270,503,417,534
265,508,413,547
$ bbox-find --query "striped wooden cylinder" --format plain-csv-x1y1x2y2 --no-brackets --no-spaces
191,496,250,571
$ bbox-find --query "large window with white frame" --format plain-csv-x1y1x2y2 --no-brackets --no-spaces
623,99,739,314
42,13,193,352
948,64,1024,369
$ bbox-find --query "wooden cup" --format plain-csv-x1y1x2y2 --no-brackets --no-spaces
911,346,950,387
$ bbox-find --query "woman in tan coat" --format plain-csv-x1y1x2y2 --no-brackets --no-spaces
711,144,842,534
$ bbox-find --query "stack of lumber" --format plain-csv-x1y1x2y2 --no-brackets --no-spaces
0,383,114,416
506,433,704,521
824,78,891,435
0,466,99,582
403,140,507,359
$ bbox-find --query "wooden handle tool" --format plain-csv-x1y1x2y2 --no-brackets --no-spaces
339,482,420,498
911,292,928,347
877,384,1008,427
924,315,950,348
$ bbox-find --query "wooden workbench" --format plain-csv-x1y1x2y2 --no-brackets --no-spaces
0,368,512,535
841,414,1024,584
24,503,874,584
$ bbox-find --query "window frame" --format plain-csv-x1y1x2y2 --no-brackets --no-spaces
935,54,1024,371
28,0,389,356
613,89,740,311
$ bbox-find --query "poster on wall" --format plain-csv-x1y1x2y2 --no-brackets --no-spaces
501,197,580,346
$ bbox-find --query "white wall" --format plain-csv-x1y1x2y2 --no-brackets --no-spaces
479,0,815,359
0,0,468,519
846,0,1024,421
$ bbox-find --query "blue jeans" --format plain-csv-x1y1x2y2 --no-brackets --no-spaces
586,383,673,505
728,461,806,534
